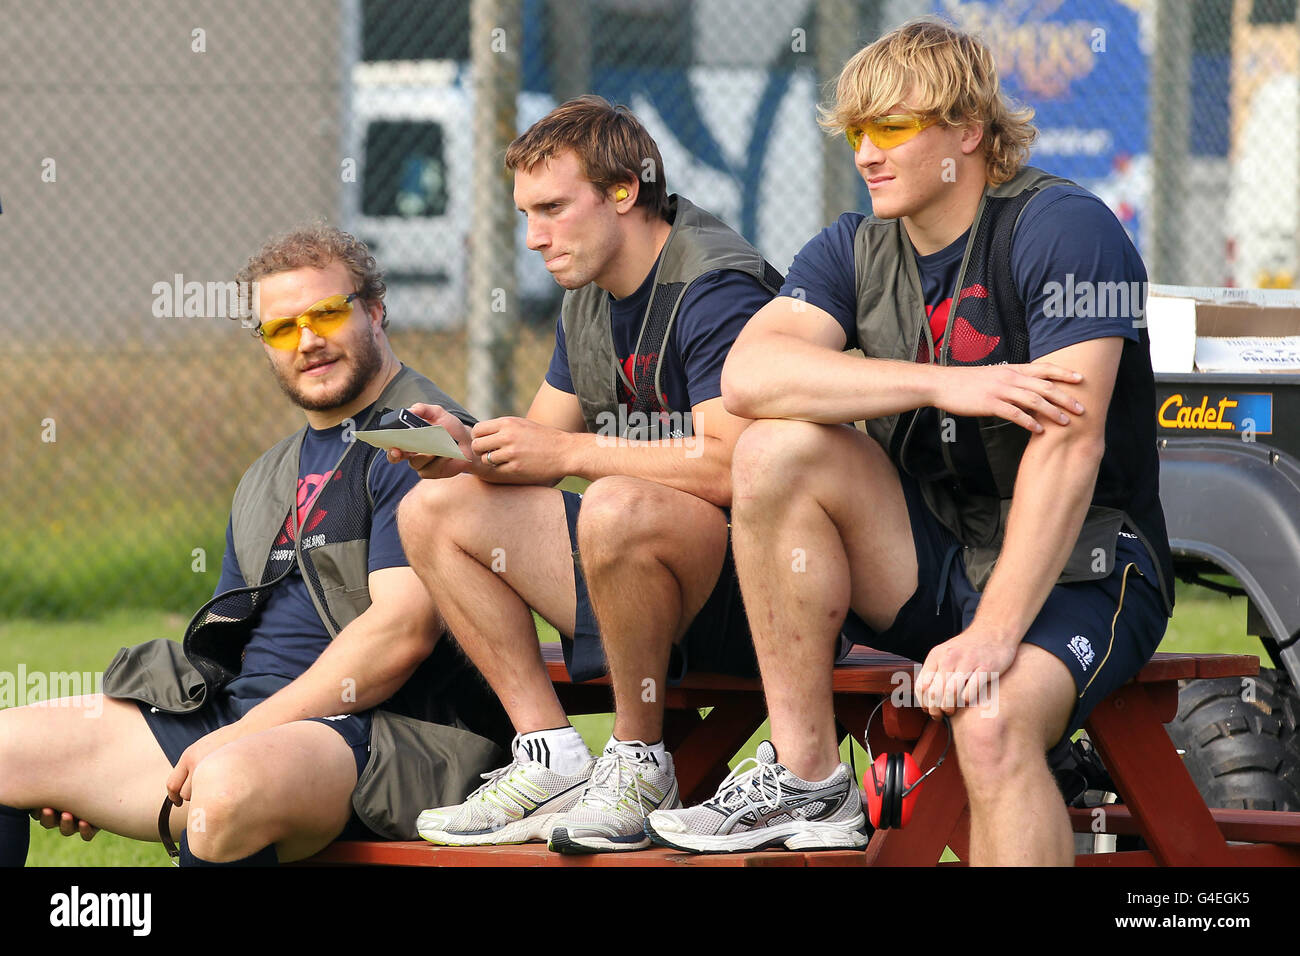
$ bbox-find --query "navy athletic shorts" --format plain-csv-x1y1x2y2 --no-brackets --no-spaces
136,672,373,780
840,472,1169,758
561,489,758,684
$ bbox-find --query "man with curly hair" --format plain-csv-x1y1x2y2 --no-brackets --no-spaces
645,18,1174,865
0,225,508,866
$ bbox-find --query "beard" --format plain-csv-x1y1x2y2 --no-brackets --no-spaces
270,329,385,412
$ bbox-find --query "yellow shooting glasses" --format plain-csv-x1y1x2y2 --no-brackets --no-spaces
256,292,361,350
845,114,938,152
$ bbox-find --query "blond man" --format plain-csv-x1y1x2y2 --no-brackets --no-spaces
646,19,1173,864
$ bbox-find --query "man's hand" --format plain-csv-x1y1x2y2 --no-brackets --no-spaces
386,403,476,479
937,363,1086,433
31,808,99,841
915,624,1019,719
469,416,573,486
165,722,247,806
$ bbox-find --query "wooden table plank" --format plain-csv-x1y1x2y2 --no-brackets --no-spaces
1067,804,1300,845
307,841,854,867
1074,843,1300,867
541,643,1251,692
1085,683,1235,865
1193,654,1260,679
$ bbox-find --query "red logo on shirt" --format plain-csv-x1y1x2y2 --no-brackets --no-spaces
618,353,668,412
275,471,334,545
920,284,1001,363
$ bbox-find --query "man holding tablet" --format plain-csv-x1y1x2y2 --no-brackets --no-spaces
0,224,506,866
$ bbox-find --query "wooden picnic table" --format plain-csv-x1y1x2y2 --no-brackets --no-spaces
308,644,1300,866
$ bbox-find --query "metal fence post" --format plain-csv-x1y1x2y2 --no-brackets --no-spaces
817,0,869,222
1150,0,1191,284
468,0,521,420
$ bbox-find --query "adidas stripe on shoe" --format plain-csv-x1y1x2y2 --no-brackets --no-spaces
417,735,594,846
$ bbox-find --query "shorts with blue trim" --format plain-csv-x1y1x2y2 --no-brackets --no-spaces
560,489,758,684
841,472,1169,758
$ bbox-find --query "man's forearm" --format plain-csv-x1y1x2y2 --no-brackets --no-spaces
236,616,430,733
970,432,1104,645
562,432,732,507
723,332,937,423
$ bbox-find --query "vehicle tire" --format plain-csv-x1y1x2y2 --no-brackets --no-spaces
1165,669,1300,811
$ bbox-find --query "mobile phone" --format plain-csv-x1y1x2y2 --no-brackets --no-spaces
378,408,431,430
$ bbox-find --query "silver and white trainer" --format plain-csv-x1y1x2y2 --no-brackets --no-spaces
644,740,867,853
417,736,595,846
549,743,680,854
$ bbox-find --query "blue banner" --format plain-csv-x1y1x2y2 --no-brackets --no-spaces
935,0,1148,237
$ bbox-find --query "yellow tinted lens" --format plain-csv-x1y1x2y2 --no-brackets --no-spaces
260,294,355,350
864,115,930,150
261,317,300,349
303,294,353,336
845,126,864,152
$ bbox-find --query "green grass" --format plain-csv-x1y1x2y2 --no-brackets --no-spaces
1157,586,1257,655
2,584,1264,865
0,506,228,620
0,326,558,620
2,611,183,866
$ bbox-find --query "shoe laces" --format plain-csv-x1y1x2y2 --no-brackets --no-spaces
580,751,647,812
465,733,529,801
708,757,783,813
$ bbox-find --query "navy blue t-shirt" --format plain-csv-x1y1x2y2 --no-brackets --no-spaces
546,264,773,414
779,184,1144,361
777,184,1173,609
214,410,422,680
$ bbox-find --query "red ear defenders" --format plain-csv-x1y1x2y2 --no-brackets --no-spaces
862,699,951,830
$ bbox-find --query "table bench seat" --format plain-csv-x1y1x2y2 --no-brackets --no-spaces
307,645,1300,866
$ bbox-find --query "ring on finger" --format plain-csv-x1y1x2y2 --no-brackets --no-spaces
485,450,498,467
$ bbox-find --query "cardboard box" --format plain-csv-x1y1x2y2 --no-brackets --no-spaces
1146,285,1300,373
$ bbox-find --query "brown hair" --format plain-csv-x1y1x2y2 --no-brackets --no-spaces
505,95,671,220
235,222,388,328
820,17,1037,185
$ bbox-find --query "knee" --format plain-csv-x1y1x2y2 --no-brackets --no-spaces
732,419,835,508
951,704,1046,802
576,477,669,569
397,473,477,552
186,752,267,860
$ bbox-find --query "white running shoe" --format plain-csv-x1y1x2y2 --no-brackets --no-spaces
549,744,680,854
417,735,595,846
643,741,867,853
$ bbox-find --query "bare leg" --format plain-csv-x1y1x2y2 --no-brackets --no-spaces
185,721,358,862
576,476,730,743
398,474,578,734
954,643,1075,866
730,420,918,781
0,694,180,843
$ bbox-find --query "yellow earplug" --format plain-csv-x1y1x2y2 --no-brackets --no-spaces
616,188,629,201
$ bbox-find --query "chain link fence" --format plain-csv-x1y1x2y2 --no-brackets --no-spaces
1,0,1296,618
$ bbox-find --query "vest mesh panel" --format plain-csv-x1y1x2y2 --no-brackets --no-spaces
297,451,381,634
632,281,686,417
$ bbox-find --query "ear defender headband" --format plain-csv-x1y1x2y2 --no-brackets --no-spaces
862,699,951,830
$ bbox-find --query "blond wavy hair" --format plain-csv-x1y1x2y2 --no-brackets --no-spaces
819,17,1036,185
